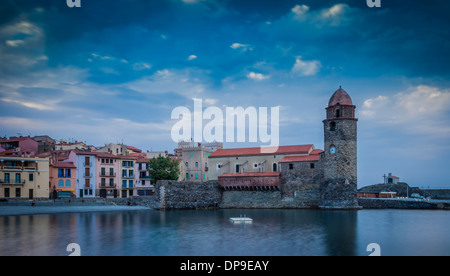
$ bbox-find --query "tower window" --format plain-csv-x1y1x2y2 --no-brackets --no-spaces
336,109,341,118
330,122,336,131
289,164,294,170
310,163,315,169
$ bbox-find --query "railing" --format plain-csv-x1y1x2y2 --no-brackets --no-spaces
2,166,37,171
121,174,135,179
100,183,116,188
83,162,92,167
83,173,93,178
122,183,134,189
0,180,26,185
99,172,116,177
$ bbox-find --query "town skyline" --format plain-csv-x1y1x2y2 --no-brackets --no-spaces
1,0,449,188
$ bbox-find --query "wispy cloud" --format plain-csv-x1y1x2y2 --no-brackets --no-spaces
247,72,270,81
291,56,321,76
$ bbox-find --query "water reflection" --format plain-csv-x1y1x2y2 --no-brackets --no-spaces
0,209,449,256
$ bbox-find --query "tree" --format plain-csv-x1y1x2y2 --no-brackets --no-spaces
147,156,180,184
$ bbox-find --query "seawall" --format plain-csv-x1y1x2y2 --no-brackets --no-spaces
358,198,450,209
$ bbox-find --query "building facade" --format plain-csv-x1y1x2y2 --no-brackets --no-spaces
0,156,50,199
95,152,120,198
75,151,97,198
135,157,154,196
120,157,136,198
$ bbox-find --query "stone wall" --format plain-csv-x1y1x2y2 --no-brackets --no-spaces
358,198,450,209
155,180,222,210
220,187,321,209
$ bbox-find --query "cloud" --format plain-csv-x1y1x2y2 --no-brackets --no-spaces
188,55,198,61
291,4,310,21
5,40,25,47
360,85,450,137
247,72,270,81
132,62,152,71
230,43,253,52
291,56,321,76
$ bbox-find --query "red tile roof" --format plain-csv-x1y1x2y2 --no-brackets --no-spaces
52,161,76,168
126,146,142,153
280,149,323,163
209,145,314,158
219,172,281,178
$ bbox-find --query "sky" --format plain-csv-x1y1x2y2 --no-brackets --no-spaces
0,0,449,188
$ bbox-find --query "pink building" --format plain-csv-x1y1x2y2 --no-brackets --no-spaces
0,137,39,156
95,152,120,198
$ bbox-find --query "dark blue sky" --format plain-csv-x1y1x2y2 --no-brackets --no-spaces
0,0,449,187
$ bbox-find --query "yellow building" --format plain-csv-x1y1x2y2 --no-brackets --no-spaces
0,156,50,199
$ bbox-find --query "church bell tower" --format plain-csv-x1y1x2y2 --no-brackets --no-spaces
320,87,361,210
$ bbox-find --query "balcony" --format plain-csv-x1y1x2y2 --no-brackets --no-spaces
121,174,135,179
83,162,92,167
100,183,116,188
83,173,93,178
99,172,116,177
122,183,134,189
0,179,26,186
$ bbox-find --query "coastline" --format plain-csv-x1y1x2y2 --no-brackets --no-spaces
0,205,151,217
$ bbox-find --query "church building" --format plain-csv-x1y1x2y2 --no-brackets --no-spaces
209,87,361,210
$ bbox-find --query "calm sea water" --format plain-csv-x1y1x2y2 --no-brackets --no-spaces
0,209,449,256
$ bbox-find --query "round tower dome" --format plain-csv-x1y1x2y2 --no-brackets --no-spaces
328,86,353,107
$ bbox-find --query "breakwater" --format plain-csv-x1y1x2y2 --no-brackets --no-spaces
1,181,449,210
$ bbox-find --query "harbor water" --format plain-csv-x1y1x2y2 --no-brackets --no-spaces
0,209,449,256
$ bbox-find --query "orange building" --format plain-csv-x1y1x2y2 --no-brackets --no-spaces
50,161,77,198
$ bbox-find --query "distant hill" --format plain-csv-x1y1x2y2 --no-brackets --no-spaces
358,182,428,198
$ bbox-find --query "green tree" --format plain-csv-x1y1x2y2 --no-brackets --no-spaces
147,156,180,184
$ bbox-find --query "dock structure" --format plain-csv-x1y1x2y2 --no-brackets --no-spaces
229,217,253,224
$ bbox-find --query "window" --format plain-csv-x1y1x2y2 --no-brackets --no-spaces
129,169,134,178
109,178,114,187
29,173,34,182
65,180,71,187
4,173,10,184
190,152,193,158
129,180,133,189
186,162,189,168
101,178,106,186
273,163,278,172
65,169,71,178
195,162,199,168
122,180,127,189
15,173,21,184
330,122,336,131
310,163,315,169
16,188,21,198
195,173,199,179
336,109,341,118
58,168,64,178
289,164,294,170
236,164,240,173
58,180,64,187
110,168,114,176
101,168,106,176
122,170,127,178
186,173,190,179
